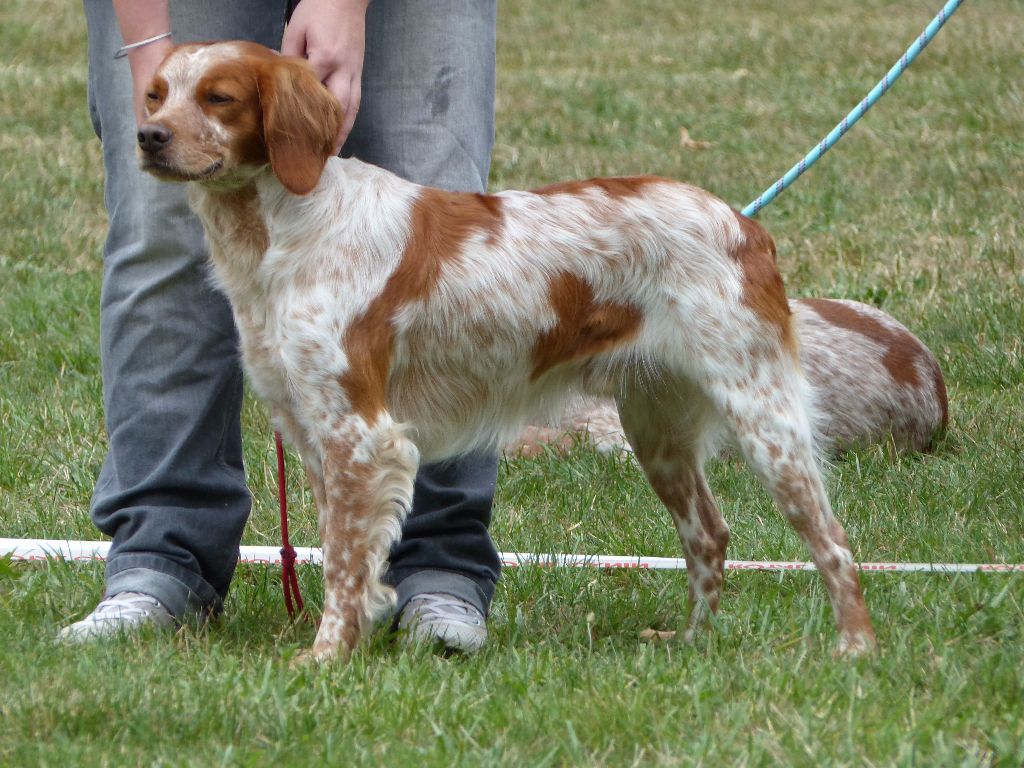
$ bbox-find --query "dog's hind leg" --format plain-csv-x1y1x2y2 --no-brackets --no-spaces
310,411,419,661
617,383,730,641
703,360,876,656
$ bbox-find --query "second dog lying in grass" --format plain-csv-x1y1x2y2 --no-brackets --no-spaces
509,297,948,459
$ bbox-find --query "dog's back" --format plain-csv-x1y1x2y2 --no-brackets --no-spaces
384,176,780,459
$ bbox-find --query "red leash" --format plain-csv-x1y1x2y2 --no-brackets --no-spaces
274,430,305,618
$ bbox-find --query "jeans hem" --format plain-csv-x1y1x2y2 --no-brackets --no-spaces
105,556,222,620
390,569,492,617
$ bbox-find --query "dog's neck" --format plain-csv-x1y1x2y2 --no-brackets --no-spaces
186,162,354,310
187,173,273,307
187,158,417,309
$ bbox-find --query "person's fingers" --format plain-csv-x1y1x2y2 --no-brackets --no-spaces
324,71,361,150
279,0,366,150
279,24,306,60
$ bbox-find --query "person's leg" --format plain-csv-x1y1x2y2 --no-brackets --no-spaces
65,1,288,636
344,0,501,632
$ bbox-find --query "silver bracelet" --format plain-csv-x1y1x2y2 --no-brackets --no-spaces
114,31,172,60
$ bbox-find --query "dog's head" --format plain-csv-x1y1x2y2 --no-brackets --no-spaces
137,41,343,195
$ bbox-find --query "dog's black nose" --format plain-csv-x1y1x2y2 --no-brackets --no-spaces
138,123,172,153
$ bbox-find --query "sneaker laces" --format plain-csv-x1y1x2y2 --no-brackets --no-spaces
406,593,484,626
88,592,168,621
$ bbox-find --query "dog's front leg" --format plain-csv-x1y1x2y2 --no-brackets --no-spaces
310,412,419,662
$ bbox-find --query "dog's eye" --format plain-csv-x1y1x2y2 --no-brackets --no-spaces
206,93,234,105
146,92,159,102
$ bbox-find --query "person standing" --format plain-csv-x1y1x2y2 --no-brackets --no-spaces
61,0,501,653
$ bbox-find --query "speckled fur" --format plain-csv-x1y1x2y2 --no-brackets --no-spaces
139,42,875,660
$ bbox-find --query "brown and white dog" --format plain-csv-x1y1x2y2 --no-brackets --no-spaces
509,298,949,459
137,41,875,660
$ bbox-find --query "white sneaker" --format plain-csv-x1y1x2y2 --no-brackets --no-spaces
58,591,175,642
398,592,487,653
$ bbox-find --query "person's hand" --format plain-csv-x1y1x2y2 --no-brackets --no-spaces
126,37,174,128
282,0,368,151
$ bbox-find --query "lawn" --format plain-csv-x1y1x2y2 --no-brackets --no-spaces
1,0,1022,765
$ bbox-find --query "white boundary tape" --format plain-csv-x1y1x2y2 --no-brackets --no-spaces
2,538,1023,574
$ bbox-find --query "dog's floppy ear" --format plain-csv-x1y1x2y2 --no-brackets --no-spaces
258,57,344,195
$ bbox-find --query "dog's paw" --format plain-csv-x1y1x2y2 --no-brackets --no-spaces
288,649,321,669
834,630,878,659
289,645,346,668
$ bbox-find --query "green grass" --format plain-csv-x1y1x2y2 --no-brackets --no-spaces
2,0,1023,764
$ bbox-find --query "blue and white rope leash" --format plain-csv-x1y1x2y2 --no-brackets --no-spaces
742,0,965,217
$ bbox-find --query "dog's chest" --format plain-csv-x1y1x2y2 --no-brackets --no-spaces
233,284,358,432
233,303,291,408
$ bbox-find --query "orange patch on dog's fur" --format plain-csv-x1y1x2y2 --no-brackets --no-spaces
932,358,949,430
258,56,343,195
532,176,661,200
730,212,795,355
194,61,268,167
340,188,504,420
531,271,642,380
800,298,925,388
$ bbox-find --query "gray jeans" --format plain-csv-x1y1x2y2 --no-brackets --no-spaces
83,0,500,620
